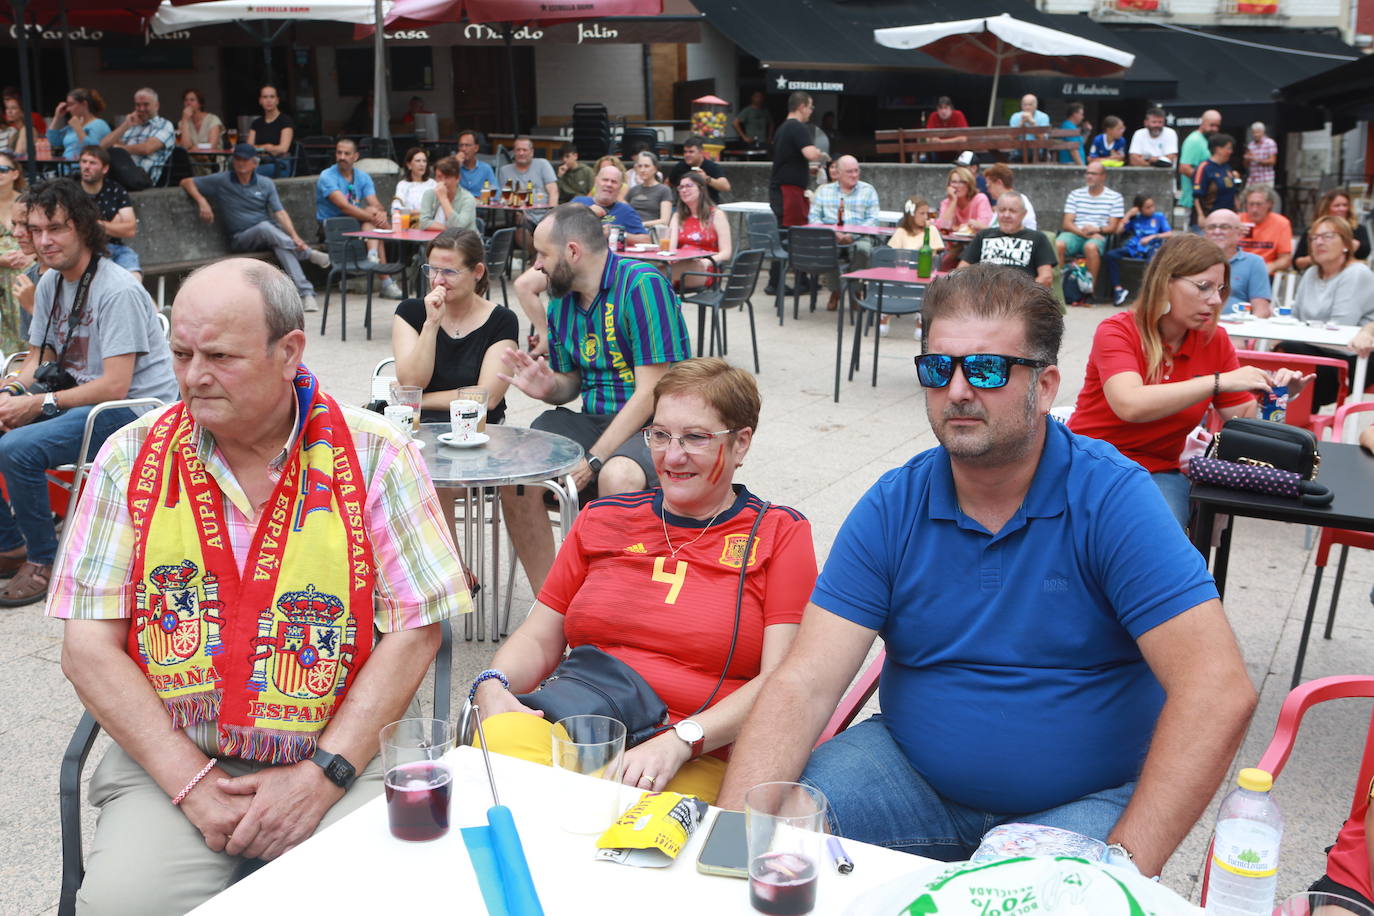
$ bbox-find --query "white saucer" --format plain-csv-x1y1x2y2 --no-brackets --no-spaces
438,432,489,448
1271,315,1300,325
372,227,395,233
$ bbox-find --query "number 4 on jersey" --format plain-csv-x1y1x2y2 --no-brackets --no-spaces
652,557,687,604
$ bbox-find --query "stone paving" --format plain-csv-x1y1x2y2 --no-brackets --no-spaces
1,283,1370,913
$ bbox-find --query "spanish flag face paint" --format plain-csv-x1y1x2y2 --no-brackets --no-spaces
706,441,727,486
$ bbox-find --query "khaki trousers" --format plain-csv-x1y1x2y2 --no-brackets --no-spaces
76,696,422,915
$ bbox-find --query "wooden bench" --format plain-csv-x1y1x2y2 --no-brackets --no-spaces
875,126,1081,164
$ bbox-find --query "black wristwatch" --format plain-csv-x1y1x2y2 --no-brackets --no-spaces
586,454,604,475
308,748,357,789
40,392,61,419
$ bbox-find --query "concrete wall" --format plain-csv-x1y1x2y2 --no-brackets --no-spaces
69,47,223,128
716,162,1179,230
125,172,398,269
536,43,645,121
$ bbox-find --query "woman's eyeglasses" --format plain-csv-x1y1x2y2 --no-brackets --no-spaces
1174,277,1227,298
421,264,469,282
642,427,737,452
915,354,1049,389
0,165,15,174
1310,231,1341,243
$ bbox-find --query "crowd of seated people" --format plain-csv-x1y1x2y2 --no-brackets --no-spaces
1,78,1372,916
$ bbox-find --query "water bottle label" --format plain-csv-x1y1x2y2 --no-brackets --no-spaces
1211,821,1279,878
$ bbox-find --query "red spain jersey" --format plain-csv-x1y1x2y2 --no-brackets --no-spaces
539,487,816,758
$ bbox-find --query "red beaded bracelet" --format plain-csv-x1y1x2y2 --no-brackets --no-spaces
172,758,218,806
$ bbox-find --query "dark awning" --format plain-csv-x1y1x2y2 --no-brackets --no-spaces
689,0,1174,94
1106,25,1358,129
1281,52,1374,128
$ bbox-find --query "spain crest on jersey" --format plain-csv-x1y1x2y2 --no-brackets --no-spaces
134,560,225,667
718,533,762,569
248,585,357,700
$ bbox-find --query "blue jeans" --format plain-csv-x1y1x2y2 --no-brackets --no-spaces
1104,247,1137,290
256,159,290,179
1150,470,1191,529
800,716,1136,860
0,405,135,565
106,242,142,275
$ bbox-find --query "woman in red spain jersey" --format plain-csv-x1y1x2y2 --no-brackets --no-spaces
473,358,814,803
667,171,732,291
1069,233,1309,528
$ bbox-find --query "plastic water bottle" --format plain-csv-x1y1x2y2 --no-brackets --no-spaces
1206,768,1283,915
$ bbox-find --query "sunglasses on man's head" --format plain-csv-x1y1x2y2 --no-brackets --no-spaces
915,353,1049,389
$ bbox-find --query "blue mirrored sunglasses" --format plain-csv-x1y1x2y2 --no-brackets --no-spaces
915,353,1049,389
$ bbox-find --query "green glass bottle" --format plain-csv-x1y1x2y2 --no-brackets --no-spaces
917,226,933,278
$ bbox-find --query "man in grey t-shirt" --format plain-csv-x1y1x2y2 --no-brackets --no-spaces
0,179,178,607
498,136,560,250
497,137,559,203
180,144,330,312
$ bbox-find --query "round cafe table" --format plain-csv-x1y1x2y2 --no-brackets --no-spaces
416,423,583,642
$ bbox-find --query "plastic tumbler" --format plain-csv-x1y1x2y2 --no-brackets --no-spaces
380,718,455,841
746,782,828,915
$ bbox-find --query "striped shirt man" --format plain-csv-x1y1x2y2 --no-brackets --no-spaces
47,402,469,756
811,179,880,227
1063,185,1125,231
547,252,692,416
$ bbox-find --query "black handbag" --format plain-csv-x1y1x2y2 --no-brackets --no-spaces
515,501,771,749
516,645,668,747
1207,417,1321,480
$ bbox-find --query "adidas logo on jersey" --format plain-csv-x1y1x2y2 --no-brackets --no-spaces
624,543,647,553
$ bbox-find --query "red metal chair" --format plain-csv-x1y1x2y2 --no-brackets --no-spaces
1234,349,1348,439
815,649,885,747
1200,676,1374,906
1291,401,1374,689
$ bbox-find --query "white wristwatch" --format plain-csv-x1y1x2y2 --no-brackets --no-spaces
672,719,705,758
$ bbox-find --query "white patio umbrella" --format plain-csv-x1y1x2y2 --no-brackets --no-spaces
874,13,1134,126
151,0,396,136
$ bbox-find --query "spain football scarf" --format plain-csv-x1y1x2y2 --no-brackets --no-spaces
125,366,375,764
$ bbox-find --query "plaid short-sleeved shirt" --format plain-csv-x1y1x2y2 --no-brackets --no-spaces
547,253,692,415
810,180,880,227
120,116,175,182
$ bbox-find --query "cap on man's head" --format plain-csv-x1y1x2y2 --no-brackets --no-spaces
955,150,978,167
232,143,258,160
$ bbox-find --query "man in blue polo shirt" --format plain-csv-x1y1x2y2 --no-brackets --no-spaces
180,144,330,312
456,129,497,197
499,203,691,595
512,165,649,356
1205,208,1272,318
719,265,1257,879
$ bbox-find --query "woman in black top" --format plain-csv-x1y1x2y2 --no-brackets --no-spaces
392,227,519,426
247,85,295,179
